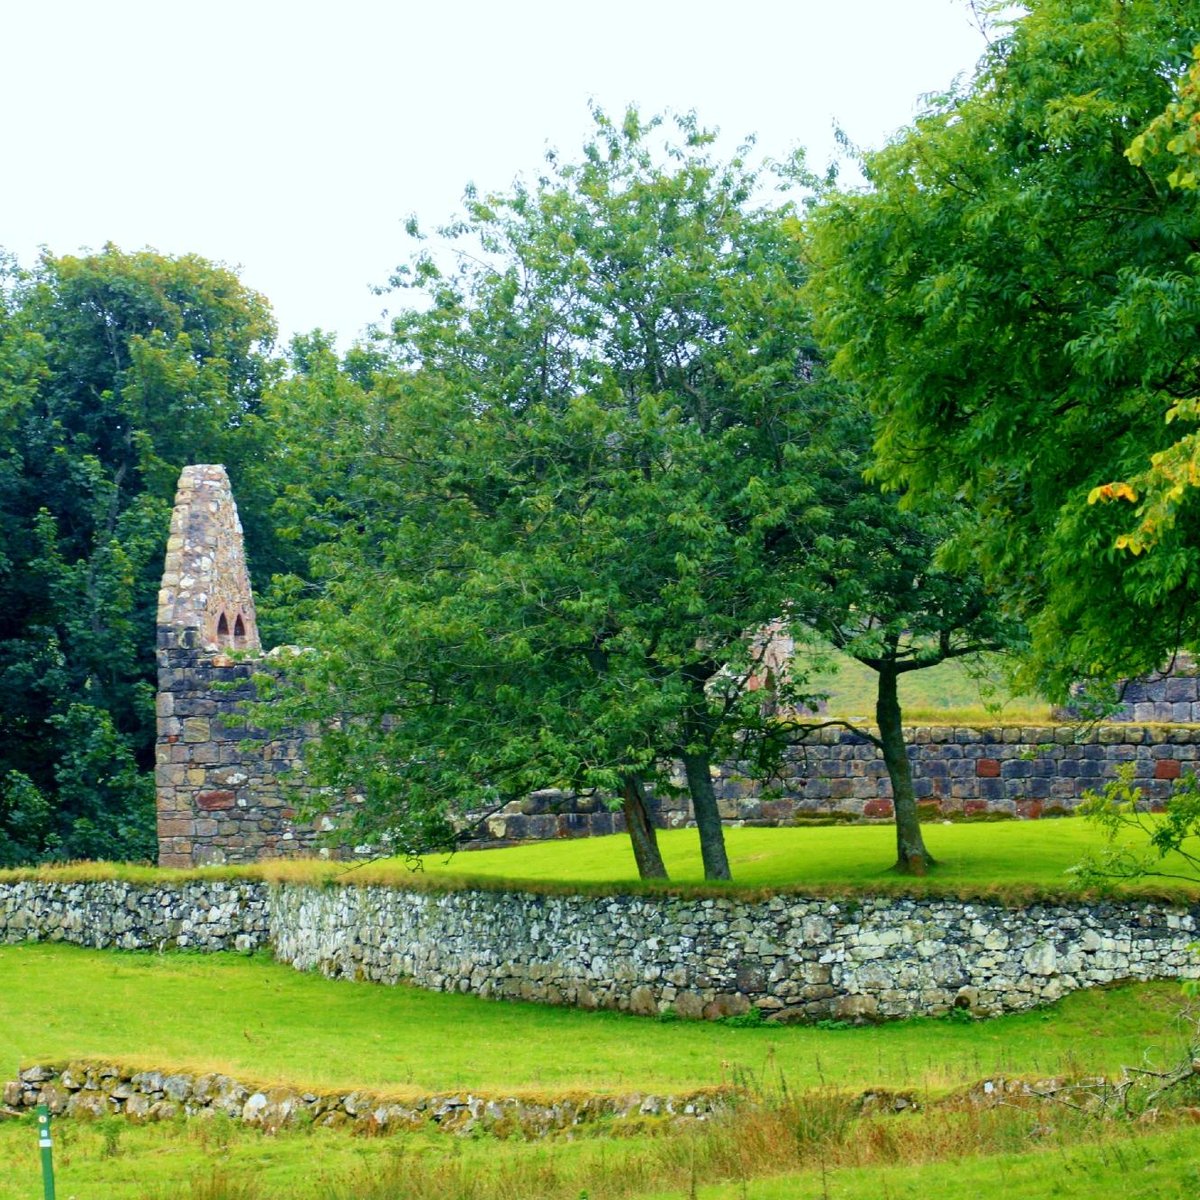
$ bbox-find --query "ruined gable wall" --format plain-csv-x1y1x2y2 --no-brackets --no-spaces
155,465,327,867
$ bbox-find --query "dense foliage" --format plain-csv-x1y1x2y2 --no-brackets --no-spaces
805,0,1200,699
265,110,855,880
0,246,278,863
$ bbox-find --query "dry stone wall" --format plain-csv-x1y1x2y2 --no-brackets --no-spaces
266,883,1200,1021
0,880,269,951
3,1063,727,1135
1,879,1196,1021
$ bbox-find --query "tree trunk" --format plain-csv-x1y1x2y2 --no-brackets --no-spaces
621,775,669,880
681,751,732,881
876,665,935,874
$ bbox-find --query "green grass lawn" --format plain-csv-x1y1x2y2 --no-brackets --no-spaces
0,945,1193,1098
4,818,1197,900
405,821,1200,900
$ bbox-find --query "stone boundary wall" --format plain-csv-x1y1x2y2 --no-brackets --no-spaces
4,880,1196,1023
472,723,1200,843
0,880,270,952
3,1064,727,1135
267,884,1200,1022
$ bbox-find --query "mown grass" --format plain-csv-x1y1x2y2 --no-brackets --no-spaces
407,821,1200,901
0,945,1193,1099
3,821,1197,902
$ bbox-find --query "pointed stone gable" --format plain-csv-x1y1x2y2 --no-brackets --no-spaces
157,464,260,654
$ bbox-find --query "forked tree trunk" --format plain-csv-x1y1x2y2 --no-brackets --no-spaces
682,750,732,881
876,665,935,874
621,775,669,880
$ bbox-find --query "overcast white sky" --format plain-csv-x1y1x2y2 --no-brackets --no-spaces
3,1,995,346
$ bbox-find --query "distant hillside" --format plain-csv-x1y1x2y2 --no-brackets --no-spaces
794,649,1053,726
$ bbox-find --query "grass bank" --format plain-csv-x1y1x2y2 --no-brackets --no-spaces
0,945,1193,1098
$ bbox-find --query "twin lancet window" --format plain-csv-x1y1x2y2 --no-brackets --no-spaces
215,611,248,650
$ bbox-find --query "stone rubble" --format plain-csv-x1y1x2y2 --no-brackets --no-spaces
1,1064,730,1136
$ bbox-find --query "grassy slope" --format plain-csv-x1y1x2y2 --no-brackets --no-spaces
0,945,1192,1098
799,647,1054,725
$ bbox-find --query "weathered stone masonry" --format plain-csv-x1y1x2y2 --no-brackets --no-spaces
267,884,1200,1022
0,880,270,951
3,879,1196,1023
155,466,323,867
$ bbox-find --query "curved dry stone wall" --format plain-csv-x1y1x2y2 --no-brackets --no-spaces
266,884,1200,1022
4,880,1196,1023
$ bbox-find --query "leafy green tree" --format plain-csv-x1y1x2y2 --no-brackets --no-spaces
0,245,278,861
804,0,1200,699
267,109,840,881
781,484,1019,872
1075,764,1200,886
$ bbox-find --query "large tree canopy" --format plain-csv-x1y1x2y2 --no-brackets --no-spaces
0,246,278,864
805,0,1200,698
267,109,846,880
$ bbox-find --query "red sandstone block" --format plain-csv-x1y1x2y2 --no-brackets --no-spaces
1154,759,1181,780
196,789,236,810
964,800,988,815
976,758,1001,778
863,798,894,818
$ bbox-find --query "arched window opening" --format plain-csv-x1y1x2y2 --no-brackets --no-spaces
216,612,230,647
233,614,247,650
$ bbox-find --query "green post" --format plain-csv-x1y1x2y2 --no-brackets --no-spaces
35,1104,55,1200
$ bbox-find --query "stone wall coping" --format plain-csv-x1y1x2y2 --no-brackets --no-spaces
3,873,1197,908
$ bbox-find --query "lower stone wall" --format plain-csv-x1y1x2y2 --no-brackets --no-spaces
0,880,270,952
2,879,1196,1022
471,723,1200,842
4,1063,726,1135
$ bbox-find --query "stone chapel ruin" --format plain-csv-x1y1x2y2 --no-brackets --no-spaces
155,465,321,867
155,465,1200,867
